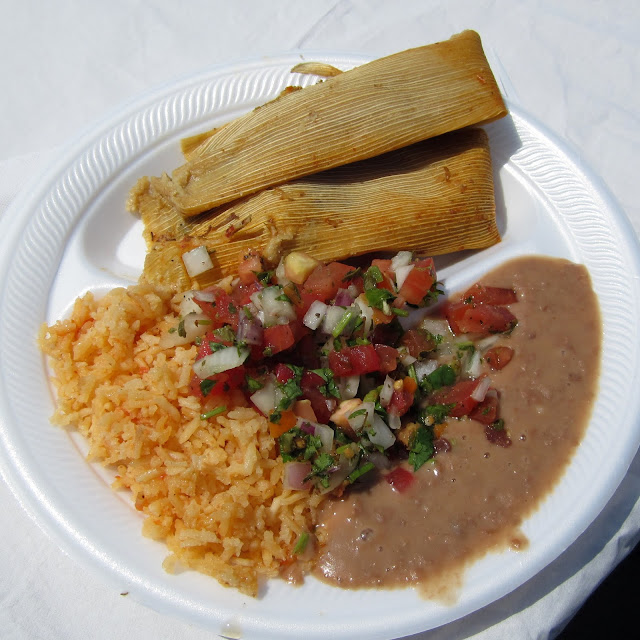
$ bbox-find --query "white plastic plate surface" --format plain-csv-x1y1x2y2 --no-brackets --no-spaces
1,54,640,640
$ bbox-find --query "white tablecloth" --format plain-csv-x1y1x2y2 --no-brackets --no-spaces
1,1,639,638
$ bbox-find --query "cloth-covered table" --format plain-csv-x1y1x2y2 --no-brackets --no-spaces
1,2,638,638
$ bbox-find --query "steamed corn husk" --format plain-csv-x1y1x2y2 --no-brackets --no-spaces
135,128,500,291
139,30,506,217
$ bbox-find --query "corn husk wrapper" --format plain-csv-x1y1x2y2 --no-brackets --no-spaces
141,30,506,217
134,128,499,291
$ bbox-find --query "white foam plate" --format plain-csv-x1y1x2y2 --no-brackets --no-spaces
1,54,640,640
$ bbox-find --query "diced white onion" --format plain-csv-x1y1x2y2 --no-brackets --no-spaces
387,412,402,430
354,297,374,336
395,264,415,291
379,375,395,408
313,422,334,453
347,400,375,432
466,349,483,378
193,290,216,303
367,414,396,449
321,305,347,335
250,377,277,415
303,300,328,330
470,376,492,402
340,375,360,400
274,258,290,286
160,312,210,348
182,246,214,277
476,335,500,351
414,359,438,381
399,352,417,366
391,251,413,272
420,316,450,337
177,291,203,316
320,453,358,494
193,346,249,378
252,286,296,326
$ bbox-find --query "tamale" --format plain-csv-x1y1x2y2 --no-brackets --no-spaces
135,128,500,292
139,30,506,217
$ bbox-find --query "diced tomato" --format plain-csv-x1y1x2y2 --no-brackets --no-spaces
398,258,436,305
231,279,262,306
189,365,246,398
373,344,398,374
469,392,499,425
347,344,381,375
274,363,296,383
263,324,296,355
198,289,239,330
371,259,395,290
399,328,437,358
269,409,297,438
237,252,263,284
300,370,337,423
385,467,415,493
303,262,353,301
484,346,514,370
445,302,517,336
430,376,488,418
387,388,414,416
463,283,517,306
328,349,353,376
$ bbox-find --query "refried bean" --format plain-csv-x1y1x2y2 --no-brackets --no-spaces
313,256,601,599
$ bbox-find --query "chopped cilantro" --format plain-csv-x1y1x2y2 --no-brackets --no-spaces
348,461,375,483
257,270,273,285
275,293,291,303
213,326,235,343
293,532,309,555
491,419,505,431
245,376,263,392
177,318,186,338
200,406,226,420
363,265,383,289
408,425,435,471
342,267,362,282
419,364,456,393
332,308,356,337
309,368,341,399
420,403,454,425
391,307,409,317
364,287,395,310
209,341,226,352
200,379,217,397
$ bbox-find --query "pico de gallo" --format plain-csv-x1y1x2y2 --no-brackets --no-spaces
165,249,519,495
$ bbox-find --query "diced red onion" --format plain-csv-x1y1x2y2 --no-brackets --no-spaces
283,461,312,490
237,309,263,345
470,375,492,402
299,422,316,435
334,288,353,306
